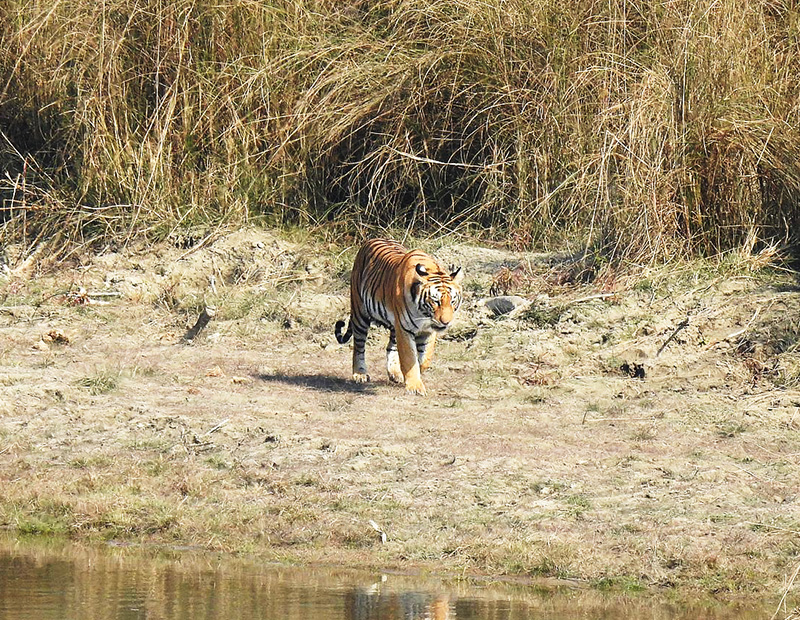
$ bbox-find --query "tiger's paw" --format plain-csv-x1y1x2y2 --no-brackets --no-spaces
387,361,403,384
386,347,402,383
353,373,370,383
404,378,427,396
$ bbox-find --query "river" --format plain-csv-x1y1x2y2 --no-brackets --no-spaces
0,537,776,619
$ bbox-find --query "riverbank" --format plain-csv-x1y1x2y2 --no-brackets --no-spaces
1,228,799,604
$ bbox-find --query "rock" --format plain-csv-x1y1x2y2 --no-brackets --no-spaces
32,339,50,352
482,295,529,317
43,329,70,345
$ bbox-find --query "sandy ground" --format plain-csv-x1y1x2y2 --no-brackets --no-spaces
1,228,799,606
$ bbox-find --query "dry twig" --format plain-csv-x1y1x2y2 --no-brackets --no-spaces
656,315,690,357
204,419,230,436
771,562,800,620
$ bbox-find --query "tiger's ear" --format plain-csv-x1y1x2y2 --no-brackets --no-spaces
415,263,429,277
450,266,464,284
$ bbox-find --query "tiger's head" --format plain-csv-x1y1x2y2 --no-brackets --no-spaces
408,258,464,331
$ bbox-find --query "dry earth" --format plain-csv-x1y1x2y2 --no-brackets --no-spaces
1,228,799,606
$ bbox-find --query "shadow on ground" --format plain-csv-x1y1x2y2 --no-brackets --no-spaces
254,372,376,394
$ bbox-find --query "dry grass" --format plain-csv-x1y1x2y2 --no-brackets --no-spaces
1,0,799,262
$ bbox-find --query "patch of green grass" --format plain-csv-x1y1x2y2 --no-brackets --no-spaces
631,424,658,442
566,494,591,509
696,565,764,594
69,456,112,469
530,480,568,495
218,291,263,321
497,545,575,580
205,456,230,470
143,459,169,476
16,515,69,536
126,438,173,453
464,280,484,294
715,419,748,438
594,575,647,592
78,369,120,395
472,367,506,390
293,474,318,487
611,522,642,535
93,502,180,537
564,494,592,518
523,390,547,405
710,513,737,524
11,497,73,536
519,303,565,328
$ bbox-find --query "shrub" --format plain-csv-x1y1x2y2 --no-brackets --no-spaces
1,0,798,261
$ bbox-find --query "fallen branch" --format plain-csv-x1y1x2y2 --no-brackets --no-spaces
582,415,660,424
656,315,690,357
730,462,776,484
568,292,616,305
175,231,219,262
203,418,230,436
86,290,122,298
183,306,216,341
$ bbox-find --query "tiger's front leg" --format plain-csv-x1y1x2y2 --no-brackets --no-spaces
396,326,426,395
416,332,437,371
351,317,371,383
386,328,404,384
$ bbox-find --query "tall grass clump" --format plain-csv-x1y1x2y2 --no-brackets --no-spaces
1,0,799,262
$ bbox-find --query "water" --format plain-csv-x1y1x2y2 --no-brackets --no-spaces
0,537,775,619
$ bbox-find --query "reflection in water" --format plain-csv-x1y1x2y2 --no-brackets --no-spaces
0,537,773,620
347,587,451,620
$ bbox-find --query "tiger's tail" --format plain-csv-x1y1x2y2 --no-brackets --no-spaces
334,319,352,344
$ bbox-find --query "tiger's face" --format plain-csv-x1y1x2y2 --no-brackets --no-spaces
410,260,464,331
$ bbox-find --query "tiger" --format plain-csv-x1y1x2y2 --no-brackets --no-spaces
335,238,464,396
